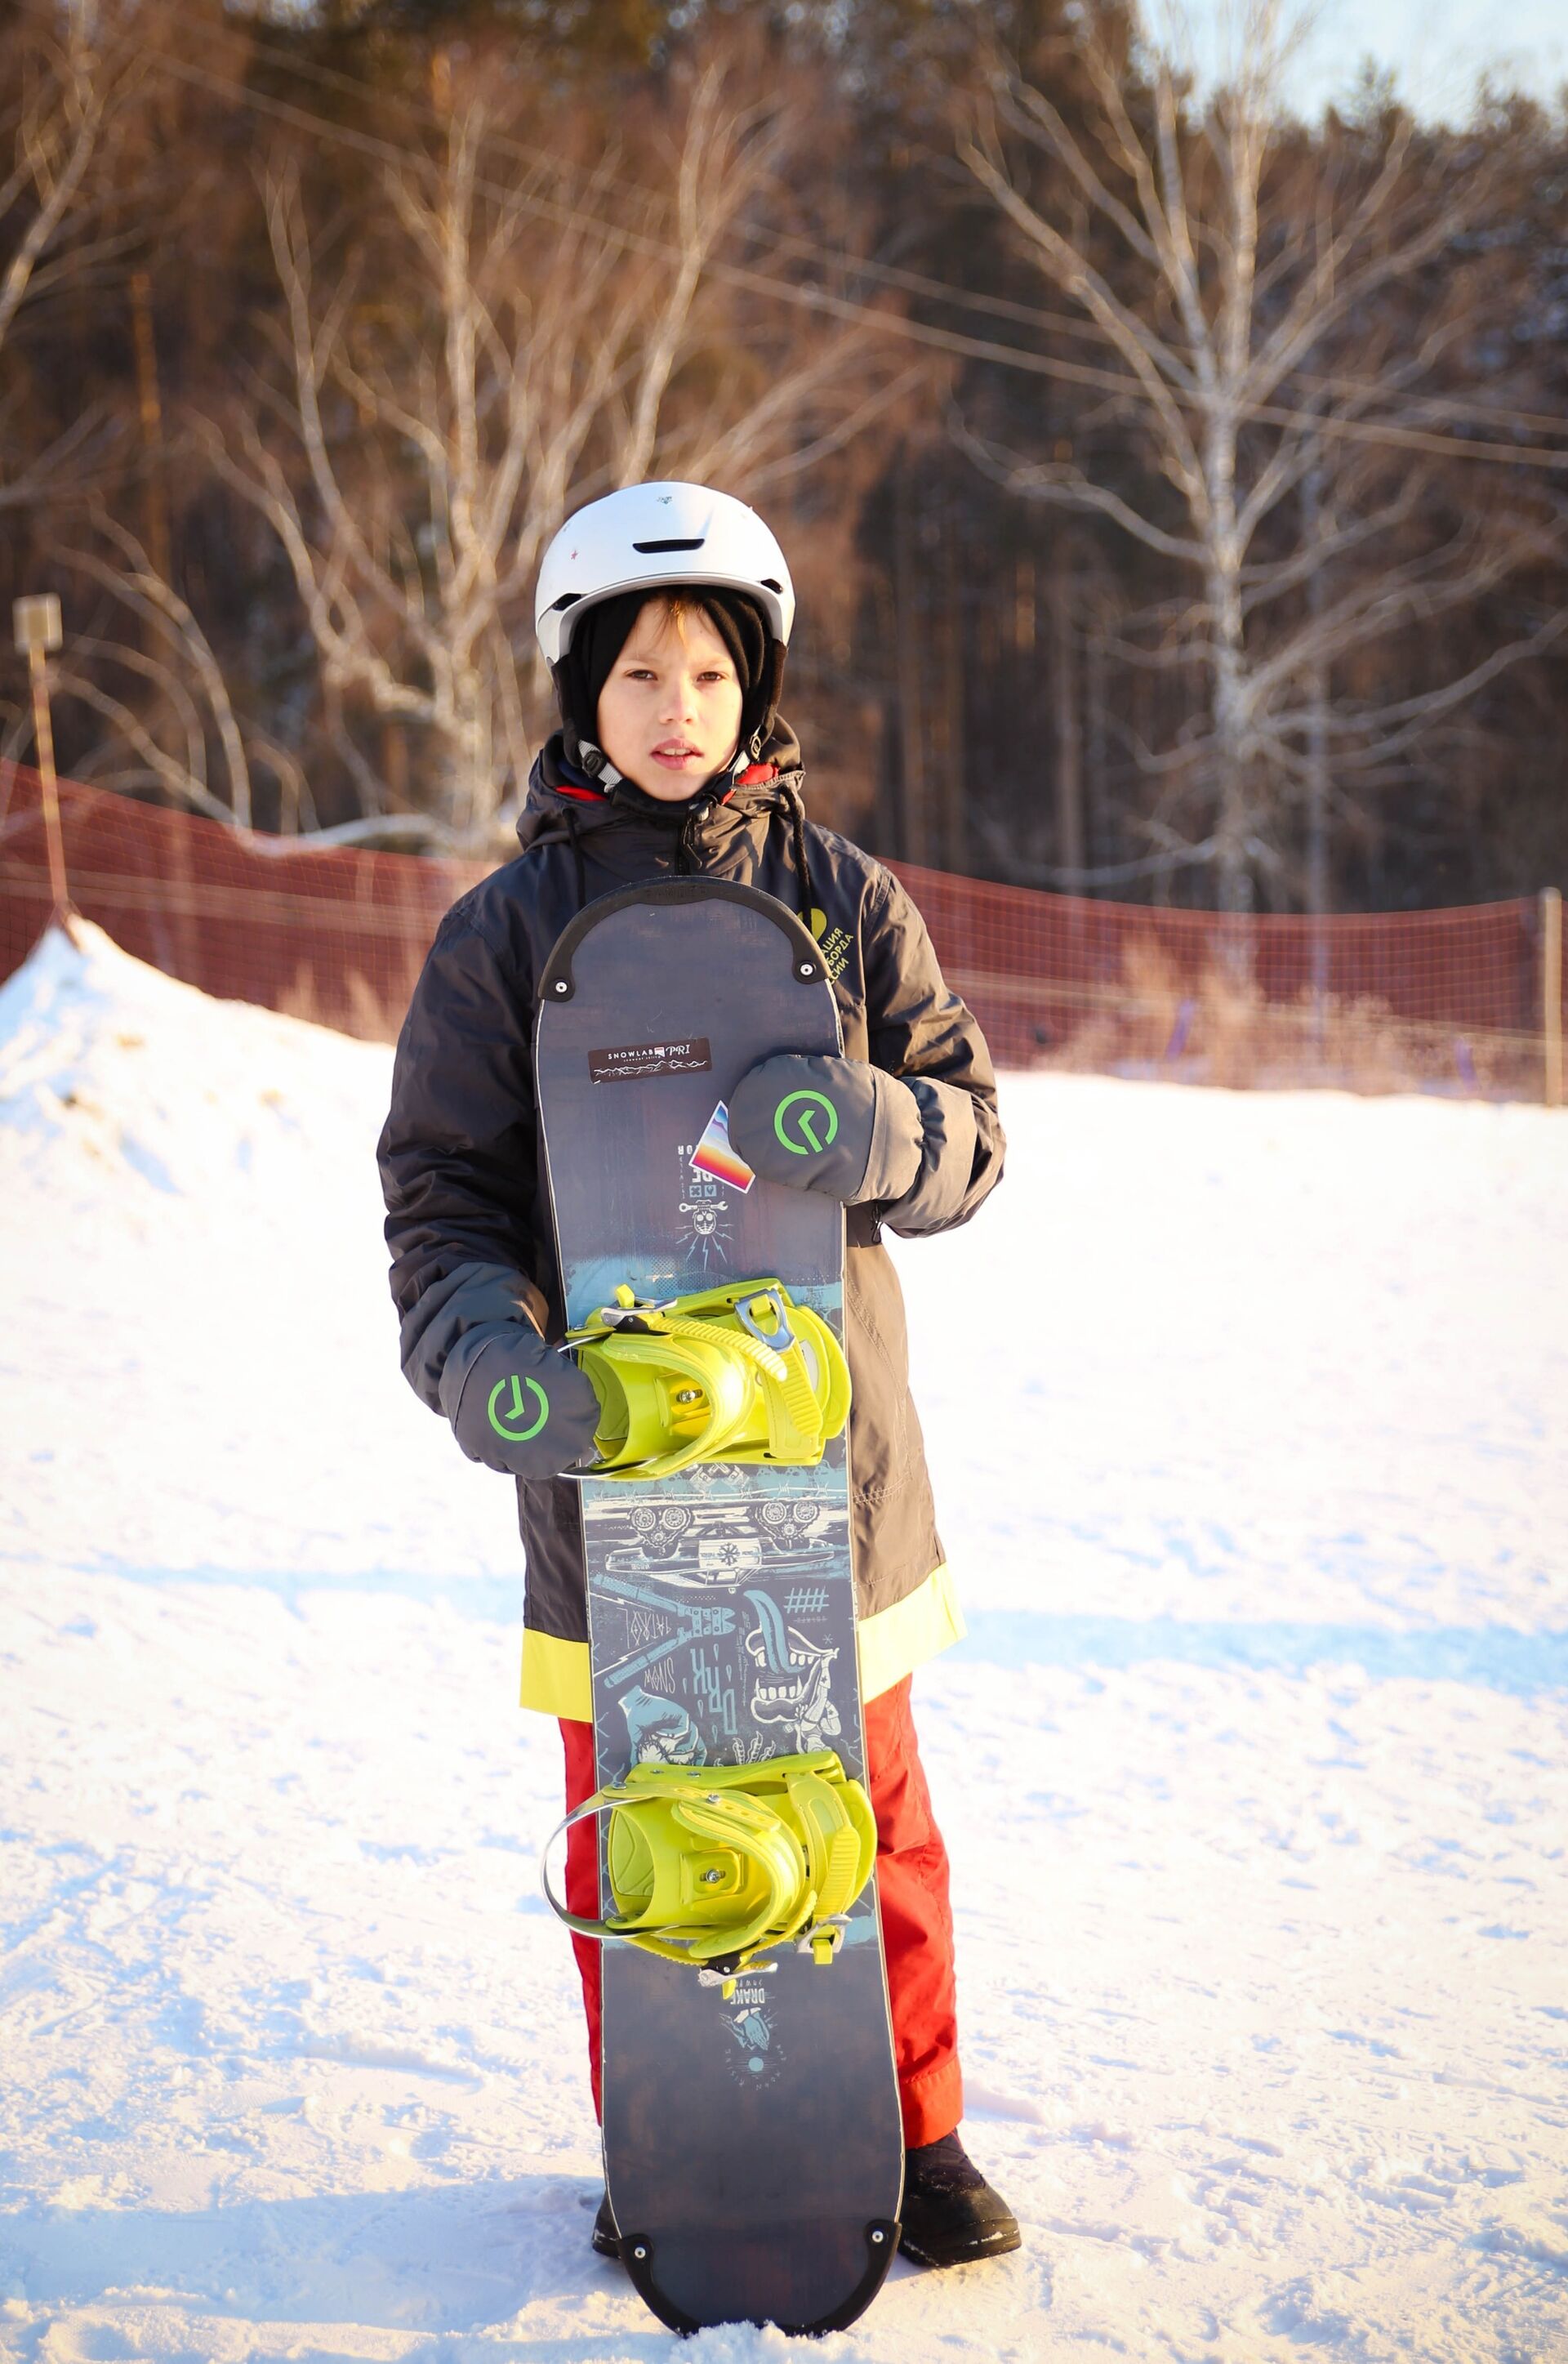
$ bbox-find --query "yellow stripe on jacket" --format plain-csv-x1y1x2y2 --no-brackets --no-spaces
520,1561,965,1724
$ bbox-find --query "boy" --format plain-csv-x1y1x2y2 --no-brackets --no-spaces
378,481,1018,2270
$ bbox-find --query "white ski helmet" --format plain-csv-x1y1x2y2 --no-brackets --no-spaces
534,481,795,667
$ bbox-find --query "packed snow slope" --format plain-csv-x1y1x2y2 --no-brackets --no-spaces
2,920,1566,2364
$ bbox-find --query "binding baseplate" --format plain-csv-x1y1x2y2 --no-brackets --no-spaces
541,1750,876,1996
567,1279,850,1481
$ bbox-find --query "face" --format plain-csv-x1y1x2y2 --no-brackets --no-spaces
593,600,745,801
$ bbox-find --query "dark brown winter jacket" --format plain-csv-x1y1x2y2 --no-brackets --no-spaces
377,724,1004,1720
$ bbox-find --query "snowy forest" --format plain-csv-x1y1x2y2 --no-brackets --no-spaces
2,0,1566,915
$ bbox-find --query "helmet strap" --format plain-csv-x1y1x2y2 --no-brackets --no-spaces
564,726,624,792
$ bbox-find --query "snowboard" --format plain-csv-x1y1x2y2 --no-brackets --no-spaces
534,877,904,2335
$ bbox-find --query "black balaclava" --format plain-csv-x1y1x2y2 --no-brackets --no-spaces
555,586,786,783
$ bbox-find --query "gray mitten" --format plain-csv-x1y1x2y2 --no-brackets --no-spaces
439,1323,600,1478
728,1051,923,1205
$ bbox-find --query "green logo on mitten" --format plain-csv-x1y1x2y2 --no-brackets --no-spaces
774,1089,840,1156
488,1372,550,1442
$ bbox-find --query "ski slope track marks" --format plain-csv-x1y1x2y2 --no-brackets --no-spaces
1,920,1565,2362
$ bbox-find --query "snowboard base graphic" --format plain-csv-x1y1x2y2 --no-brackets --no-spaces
536,881,903,2334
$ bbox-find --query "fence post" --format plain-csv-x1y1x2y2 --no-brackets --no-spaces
13,595,70,925
1544,885,1562,1109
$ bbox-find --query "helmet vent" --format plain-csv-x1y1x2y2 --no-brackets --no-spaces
761,578,782,591
631,537,707,554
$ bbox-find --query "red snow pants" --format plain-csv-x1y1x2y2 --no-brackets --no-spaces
559,1675,961,2148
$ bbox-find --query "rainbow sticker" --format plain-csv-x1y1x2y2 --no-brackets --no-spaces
690,1099,756,1195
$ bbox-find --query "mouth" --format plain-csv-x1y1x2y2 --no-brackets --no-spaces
751,1657,831,1719
652,743,703,769
744,1627,835,1721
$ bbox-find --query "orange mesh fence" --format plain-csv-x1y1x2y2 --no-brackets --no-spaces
2,765,1562,1099
0,765,488,1040
892,863,1565,1098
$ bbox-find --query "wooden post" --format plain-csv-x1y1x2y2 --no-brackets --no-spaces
1303,444,1330,1054
1544,885,1562,1108
13,595,70,924
1085,607,1108,872
1048,547,1085,879
893,469,928,867
940,488,964,873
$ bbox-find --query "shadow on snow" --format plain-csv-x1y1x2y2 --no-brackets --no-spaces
952,1611,1568,1695
0,2173,690,2357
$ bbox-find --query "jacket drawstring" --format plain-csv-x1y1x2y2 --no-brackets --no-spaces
564,807,588,912
785,783,816,931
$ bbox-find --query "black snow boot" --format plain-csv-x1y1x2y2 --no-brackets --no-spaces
591,2190,619,2259
898,2132,1021,2269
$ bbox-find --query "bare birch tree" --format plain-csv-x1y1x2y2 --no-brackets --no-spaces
50,510,263,826
200,47,904,853
959,0,1556,911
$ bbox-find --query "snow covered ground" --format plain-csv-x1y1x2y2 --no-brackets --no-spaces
1,919,1565,2364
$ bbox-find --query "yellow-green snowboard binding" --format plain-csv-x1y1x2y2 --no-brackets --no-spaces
568,1279,850,1479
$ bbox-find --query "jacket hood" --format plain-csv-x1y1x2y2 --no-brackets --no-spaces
515,716,804,857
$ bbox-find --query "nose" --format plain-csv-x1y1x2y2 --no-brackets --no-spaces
657,671,698,725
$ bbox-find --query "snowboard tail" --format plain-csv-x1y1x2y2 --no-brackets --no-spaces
535,881,903,2335
620,2215,900,2338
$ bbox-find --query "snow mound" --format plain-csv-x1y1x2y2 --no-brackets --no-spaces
0,918,391,1215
